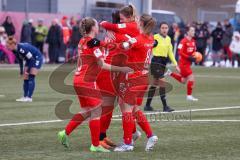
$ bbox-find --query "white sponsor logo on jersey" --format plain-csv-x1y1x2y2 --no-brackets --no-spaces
178,44,183,49
20,48,25,53
93,48,103,58
118,23,126,29
26,52,33,59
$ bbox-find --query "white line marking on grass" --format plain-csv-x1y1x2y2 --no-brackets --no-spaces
111,119,240,122
0,106,240,127
1,65,240,79
196,75,240,79
0,120,63,127
112,106,240,118
0,95,5,98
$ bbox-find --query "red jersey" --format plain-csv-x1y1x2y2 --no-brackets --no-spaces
102,33,129,66
100,20,140,66
127,34,154,72
118,34,154,106
76,37,104,82
100,21,140,37
178,37,196,66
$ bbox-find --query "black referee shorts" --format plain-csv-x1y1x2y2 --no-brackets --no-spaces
150,56,167,79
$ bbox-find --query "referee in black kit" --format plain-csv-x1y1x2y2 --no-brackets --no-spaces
144,22,179,112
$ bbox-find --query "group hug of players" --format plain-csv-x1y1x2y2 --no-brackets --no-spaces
7,4,201,153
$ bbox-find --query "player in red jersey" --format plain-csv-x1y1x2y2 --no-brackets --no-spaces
98,5,143,149
114,14,158,152
100,5,140,38
99,5,157,150
57,17,133,152
166,26,199,101
97,10,130,149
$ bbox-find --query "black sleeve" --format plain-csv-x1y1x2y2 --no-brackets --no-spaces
87,38,100,48
153,40,158,48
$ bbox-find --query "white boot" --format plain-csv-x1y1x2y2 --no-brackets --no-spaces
164,69,172,77
132,130,142,144
186,95,198,101
114,143,134,152
145,135,158,151
16,97,28,102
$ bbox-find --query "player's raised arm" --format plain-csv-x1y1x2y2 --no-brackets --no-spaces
86,38,133,73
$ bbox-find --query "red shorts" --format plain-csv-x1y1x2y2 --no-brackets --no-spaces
179,65,192,78
118,71,149,106
96,70,119,97
73,75,102,108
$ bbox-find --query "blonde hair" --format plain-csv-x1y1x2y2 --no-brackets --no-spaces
120,4,138,21
140,14,156,35
80,17,96,36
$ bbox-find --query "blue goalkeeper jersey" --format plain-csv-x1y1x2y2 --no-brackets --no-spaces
17,43,42,61
15,43,43,74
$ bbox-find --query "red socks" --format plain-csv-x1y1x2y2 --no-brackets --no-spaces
187,81,194,95
170,72,195,96
100,109,113,133
89,119,100,146
65,113,85,135
170,72,183,83
122,112,134,145
134,110,153,138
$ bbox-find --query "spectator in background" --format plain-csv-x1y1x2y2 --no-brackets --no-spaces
46,19,62,64
29,19,36,45
230,31,240,68
2,16,15,36
169,23,180,48
70,16,76,29
67,19,82,63
195,22,210,65
35,19,48,55
211,22,224,67
168,23,185,61
222,19,233,67
0,26,15,64
61,16,71,62
20,20,33,43
0,26,7,63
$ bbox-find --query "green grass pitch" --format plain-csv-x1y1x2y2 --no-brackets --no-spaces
0,65,240,160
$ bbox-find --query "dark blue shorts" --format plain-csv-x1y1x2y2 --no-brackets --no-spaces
25,58,43,72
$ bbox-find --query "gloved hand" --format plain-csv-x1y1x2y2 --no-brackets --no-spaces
188,56,196,62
